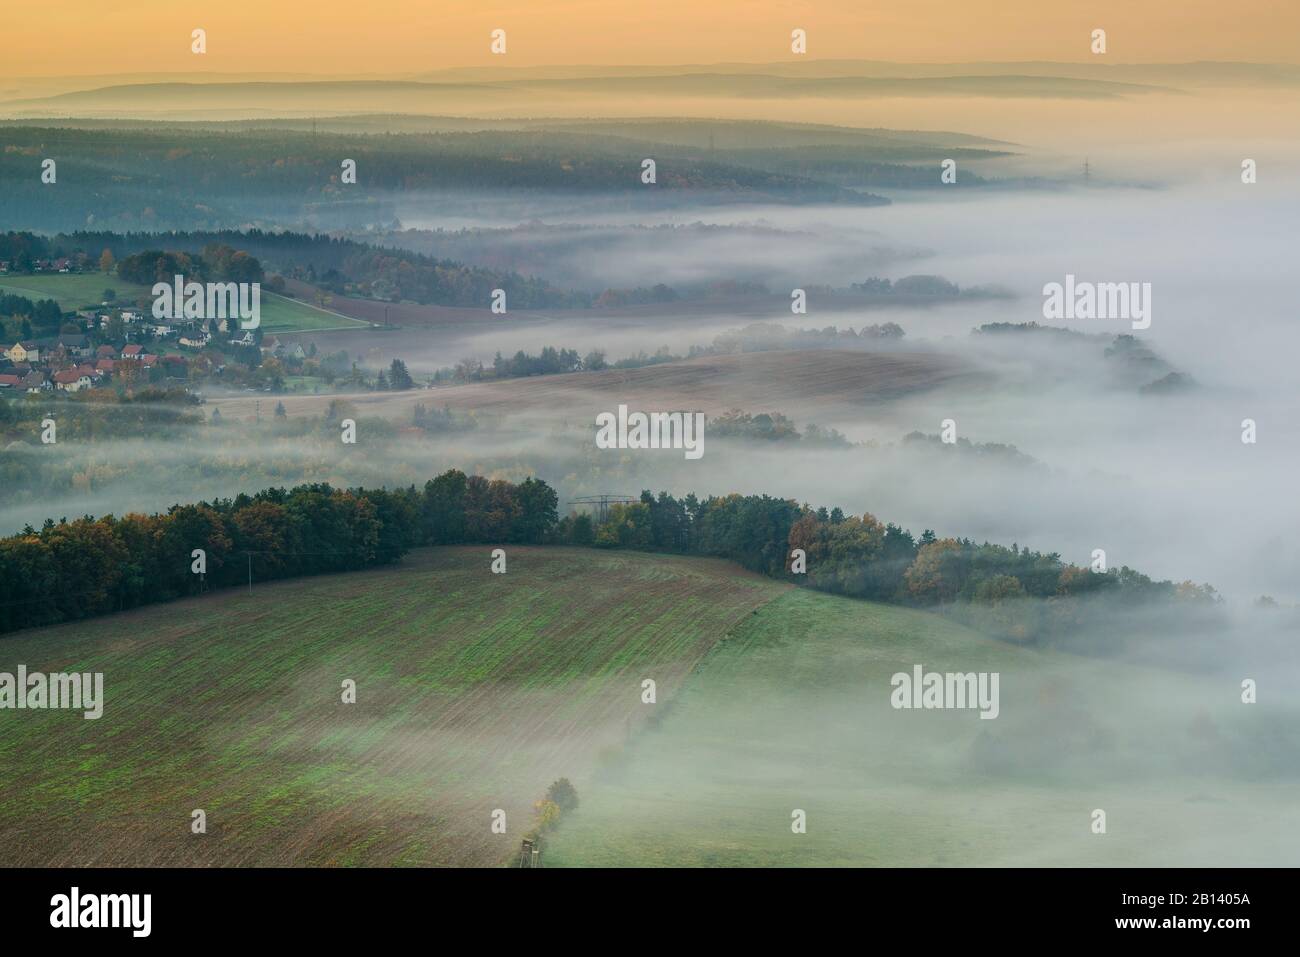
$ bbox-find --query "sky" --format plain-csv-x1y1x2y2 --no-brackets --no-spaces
2,1,1298,76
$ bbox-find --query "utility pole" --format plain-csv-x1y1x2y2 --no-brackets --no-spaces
247,552,252,594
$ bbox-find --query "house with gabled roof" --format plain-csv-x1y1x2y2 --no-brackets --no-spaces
57,334,91,359
53,369,92,392
21,371,49,393
4,341,39,363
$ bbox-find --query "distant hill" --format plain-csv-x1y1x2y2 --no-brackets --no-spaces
0,71,1170,120
0,124,887,233
6,60,1294,121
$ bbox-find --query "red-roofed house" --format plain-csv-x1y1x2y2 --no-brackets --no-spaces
53,369,92,392
121,344,144,360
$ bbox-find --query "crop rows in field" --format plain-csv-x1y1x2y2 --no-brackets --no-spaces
0,546,786,865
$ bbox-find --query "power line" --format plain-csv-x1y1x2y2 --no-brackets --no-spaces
568,494,636,525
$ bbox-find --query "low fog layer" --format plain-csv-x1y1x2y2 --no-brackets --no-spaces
10,178,1300,611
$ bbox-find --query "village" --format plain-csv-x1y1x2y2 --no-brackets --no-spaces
0,279,309,397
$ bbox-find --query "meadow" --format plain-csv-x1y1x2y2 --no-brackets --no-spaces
0,273,365,333
1,543,1294,867
545,588,1300,867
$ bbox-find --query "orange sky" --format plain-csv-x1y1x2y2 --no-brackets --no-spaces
2,1,1297,76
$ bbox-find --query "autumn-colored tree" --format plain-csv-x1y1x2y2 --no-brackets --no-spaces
532,800,561,832
231,501,290,578
904,538,965,603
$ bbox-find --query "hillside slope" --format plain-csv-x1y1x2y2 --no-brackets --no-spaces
4,547,1292,867
546,588,1300,867
0,547,786,866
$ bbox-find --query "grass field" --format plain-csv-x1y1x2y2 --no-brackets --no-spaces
0,274,367,333
2,548,1294,867
0,272,143,308
544,588,1300,867
259,293,370,333
0,547,786,866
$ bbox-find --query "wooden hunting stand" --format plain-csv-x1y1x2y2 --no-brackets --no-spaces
519,837,541,868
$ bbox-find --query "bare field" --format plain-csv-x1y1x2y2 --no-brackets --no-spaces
210,348,971,425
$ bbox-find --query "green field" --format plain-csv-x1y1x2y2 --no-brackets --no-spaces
259,292,370,333
0,273,366,333
544,588,1300,867
0,272,141,308
0,547,785,866
1,547,1294,867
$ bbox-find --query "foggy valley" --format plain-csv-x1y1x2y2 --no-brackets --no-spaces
1,29,1297,894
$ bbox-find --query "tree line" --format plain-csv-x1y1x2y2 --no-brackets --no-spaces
0,472,557,635
0,291,63,338
115,244,265,286
0,471,1218,642
49,229,582,309
554,489,1221,642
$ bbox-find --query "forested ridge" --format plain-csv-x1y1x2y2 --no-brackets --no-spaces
1,228,580,309
0,470,1218,640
